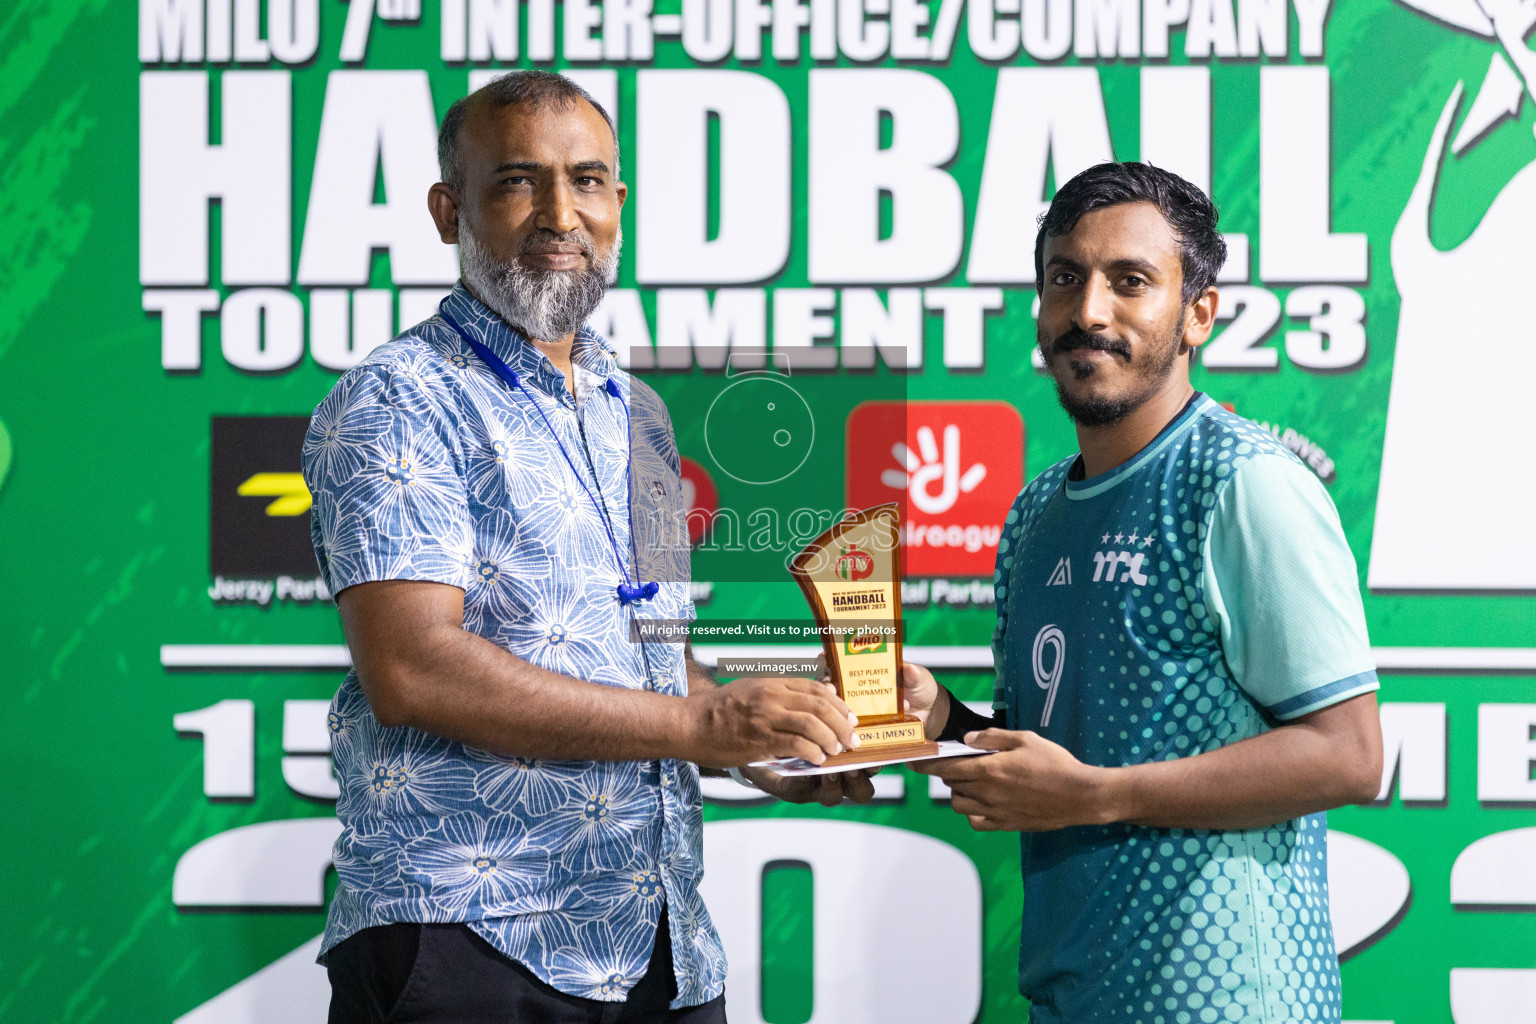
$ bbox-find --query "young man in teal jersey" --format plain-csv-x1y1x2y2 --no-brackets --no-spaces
909,163,1384,1023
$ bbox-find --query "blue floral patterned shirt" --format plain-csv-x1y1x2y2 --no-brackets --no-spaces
301,283,725,1007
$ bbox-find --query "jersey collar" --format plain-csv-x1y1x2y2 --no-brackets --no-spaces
1064,393,1216,501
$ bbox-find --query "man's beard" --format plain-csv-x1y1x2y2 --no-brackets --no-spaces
459,224,620,342
1040,314,1185,427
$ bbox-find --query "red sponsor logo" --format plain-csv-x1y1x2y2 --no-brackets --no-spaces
679,457,719,545
846,401,1024,576
836,544,875,581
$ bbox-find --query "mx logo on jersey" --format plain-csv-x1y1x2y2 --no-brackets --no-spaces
846,401,1023,577
210,416,317,577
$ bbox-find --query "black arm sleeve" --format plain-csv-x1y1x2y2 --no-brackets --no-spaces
935,688,1005,742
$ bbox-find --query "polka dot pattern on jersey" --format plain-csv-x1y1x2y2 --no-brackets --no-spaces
989,398,1343,1024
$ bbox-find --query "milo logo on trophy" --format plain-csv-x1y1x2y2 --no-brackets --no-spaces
791,504,937,767
843,627,888,656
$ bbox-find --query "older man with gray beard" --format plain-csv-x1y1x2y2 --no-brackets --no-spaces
301,71,870,1024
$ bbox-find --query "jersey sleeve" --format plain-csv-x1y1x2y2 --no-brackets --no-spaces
302,360,474,599
1203,453,1378,720
991,486,1034,718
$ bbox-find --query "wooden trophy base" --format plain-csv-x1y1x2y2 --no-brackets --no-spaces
819,716,939,767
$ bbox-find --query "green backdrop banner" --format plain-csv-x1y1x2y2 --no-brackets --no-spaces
2,0,1533,1021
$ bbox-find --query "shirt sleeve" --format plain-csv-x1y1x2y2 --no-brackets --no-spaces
991,484,1035,720
1203,453,1378,721
301,360,475,599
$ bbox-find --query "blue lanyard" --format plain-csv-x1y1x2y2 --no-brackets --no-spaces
438,301,659,606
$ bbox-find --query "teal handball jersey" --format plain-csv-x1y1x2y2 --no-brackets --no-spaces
992,395,1377,1024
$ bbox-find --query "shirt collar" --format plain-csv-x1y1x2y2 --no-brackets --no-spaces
441,282,618,399
1063,393,1214,500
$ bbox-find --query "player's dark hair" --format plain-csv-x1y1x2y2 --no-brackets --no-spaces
1034,162,1227,306
437,70,619,190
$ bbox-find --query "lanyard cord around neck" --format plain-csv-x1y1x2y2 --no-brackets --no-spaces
438,301,659,606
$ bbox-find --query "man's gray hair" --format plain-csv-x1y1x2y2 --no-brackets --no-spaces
437,70,620,190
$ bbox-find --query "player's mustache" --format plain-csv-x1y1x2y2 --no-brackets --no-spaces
518,230,596,262
1049,328,1132,360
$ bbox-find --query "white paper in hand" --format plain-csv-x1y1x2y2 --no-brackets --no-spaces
749,740,994,777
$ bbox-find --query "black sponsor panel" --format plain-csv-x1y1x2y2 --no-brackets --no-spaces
210,416,316,577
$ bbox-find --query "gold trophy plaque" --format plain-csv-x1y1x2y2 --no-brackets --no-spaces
790,504,938,767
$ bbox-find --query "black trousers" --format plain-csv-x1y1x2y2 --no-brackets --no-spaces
326,908,726,1024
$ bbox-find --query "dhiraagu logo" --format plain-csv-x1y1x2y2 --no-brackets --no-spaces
846,401,1024,577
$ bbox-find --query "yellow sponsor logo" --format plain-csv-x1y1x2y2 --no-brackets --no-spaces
237,473,313,516
844,629,888,656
